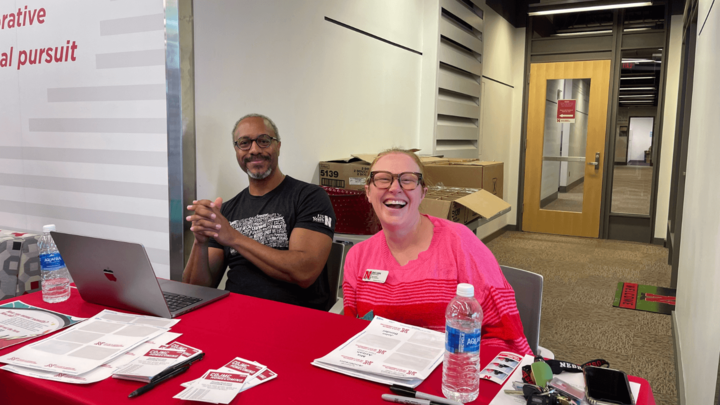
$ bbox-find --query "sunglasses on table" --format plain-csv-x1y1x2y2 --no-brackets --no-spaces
369,171,423,190
233,134,279,151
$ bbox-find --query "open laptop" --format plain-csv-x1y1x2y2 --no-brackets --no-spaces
52,232,229,319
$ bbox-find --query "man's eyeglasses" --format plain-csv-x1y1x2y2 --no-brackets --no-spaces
234,134,279,151
369,171,423,190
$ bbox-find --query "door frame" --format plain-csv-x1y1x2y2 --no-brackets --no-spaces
522,61,612,237
517,12,620,238
517,6,672,243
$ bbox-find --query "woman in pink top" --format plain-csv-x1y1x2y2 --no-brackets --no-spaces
342,149,532,355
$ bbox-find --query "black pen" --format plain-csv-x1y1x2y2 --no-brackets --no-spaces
151,352,205,383
389,385,463,405
129,364,189,398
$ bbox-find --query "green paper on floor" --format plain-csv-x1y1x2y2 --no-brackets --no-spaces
613,282,676,314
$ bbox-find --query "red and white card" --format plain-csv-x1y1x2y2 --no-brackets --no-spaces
181,356,269,389
239,367,277,392
112,349,185,382
175,370,249,404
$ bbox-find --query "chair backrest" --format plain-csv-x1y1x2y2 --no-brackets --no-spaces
326,242,350,302
500,265,543,355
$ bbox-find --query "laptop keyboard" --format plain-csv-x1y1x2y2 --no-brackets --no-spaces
163,292,203,312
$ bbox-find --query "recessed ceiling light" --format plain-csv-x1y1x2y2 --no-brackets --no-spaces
528,2,653,16
619,95,655,98
553,30,612,36
621,76,654,79
620,87,655,90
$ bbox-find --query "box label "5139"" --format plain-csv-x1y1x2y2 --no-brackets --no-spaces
320,170,339,178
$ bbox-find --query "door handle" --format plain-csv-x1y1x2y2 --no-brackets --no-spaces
587,152,600,170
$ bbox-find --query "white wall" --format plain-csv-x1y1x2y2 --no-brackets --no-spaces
540,80,563,201
566,79,589,187
0,0,170,276
472,3,527,239
193,1,426,202
675,2,720,404
627,117,654,162
194,0,524,241
654,14,683,239
615,106,657,163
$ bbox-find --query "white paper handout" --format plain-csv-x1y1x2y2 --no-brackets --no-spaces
181,356,266,389
114,341,203,382
0,301,86,350
0,331,181,384
239,367,277,392
312,316,445,388
160,341,202,359
93,309,181,329
175,370,249,404
0,312,170,375
113,348,185,382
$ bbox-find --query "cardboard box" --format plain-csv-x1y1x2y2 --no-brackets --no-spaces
419,187,509,224
318,156,372,191
318,152,419,191
0,230,41,300
423,160,503,199
319,154,510,227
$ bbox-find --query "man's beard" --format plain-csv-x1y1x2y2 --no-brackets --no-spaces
247,166,273,180
244,155,273,180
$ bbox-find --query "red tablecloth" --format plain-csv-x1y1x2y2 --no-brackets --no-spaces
0,289,655,405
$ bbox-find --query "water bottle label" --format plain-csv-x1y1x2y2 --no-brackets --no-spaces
40,252,66,271
445,325,480,353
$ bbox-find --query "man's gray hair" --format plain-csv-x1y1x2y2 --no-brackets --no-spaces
231,114,280,141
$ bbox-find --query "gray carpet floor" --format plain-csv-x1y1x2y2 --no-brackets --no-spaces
485,231,676,405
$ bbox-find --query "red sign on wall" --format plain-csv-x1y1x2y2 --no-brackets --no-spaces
557,99,576,123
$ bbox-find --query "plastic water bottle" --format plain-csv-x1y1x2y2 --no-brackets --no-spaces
39,224,71,303
442,283,483,403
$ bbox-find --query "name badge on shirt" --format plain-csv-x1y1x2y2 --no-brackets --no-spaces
362,269,389,283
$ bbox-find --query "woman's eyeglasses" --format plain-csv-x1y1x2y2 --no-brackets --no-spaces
369,171,423,190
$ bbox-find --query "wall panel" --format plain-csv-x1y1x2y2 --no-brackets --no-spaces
0,0,169,276
193,1,424,202
676,1,720,404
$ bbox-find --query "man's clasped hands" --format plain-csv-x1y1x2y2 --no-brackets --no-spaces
186,198,236,246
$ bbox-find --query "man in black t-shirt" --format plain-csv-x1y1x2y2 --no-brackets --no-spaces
182,114,336,310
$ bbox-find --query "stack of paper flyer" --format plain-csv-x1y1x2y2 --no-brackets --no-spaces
0,309,182,384
176,357,278,402
113,341,202,383
175,370,250,404
180,357,278,393
312,316,445,388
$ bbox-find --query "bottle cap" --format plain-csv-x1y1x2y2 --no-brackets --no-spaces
42,224,56,233
456,283,474,297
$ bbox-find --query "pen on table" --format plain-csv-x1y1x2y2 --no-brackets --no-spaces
128,364,190,398
151,352,205,383
382,394,444,405
389,385,464,405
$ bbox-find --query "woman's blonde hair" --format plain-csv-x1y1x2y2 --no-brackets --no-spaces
366,148,427,187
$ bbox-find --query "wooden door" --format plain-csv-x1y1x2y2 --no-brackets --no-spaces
522,60,611,237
